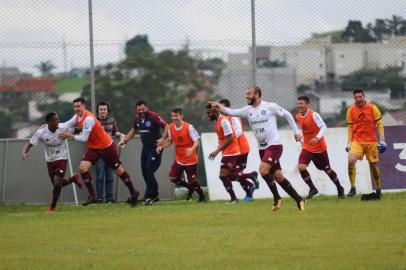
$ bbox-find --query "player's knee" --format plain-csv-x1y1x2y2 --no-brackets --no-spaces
273,170,284,182
259,166,269,177
53,177,62,188
169,177,178,183
297,164,307,172
219,169,230,177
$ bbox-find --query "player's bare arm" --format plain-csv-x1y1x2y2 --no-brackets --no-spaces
186,140,199,157
119,127,136,147
21,143,33,160
209,135,232,160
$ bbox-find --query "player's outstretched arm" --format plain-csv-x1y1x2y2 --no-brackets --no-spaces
279,107,301,140
22,143,33,160
118,128,136,147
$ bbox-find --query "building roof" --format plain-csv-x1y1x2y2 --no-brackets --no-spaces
0,78,55,92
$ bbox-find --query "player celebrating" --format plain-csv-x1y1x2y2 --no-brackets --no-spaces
210,86,305,211
206,104,256,203
22,112,82,213
295,96,344,199
156,108,206,202
219,99,259,194
346,89,386,200
59,97,139,207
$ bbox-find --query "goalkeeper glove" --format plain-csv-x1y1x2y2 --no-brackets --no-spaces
378,137,387,153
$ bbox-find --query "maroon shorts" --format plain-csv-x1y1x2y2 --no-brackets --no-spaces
220,155,240,172
298,149,331,171
169,161,198,182
82,143,121,169
47,159,68,183
237,153,249,171
259,145,283,174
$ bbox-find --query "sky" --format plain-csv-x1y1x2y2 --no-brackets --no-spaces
1,0,406,75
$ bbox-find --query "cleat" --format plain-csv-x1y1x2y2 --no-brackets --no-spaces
361,192,381,201
70,174,82,189
186,188,194,201
106,198,116,204
337,186,345,199
145,196,159,206
47,206,55,213
347,187,356,197
129,192,139,208
243,196,254,202
226,199,238,204
307,188,318,199
272,198,283,211
297,199,305,212
251,171,260,189
82,197,98,206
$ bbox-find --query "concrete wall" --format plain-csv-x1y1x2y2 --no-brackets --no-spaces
0,137,175,204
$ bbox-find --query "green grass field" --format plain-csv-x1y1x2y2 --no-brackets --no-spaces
1,193,405,270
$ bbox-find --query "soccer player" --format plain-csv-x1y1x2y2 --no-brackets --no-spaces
209,86,305,211
219,99,259,194
156,108,206,202
59,97,139,207
118,101,168,205
95,101,126,203
346,89,386,200
295,96,345,199
206,104,255,203
22,112,82,212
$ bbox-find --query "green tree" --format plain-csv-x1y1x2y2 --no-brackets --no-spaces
82,35,221,133
37,101,74,122
35,60,56,76
0,111,13,138
341,66,406,99
341,21,375,43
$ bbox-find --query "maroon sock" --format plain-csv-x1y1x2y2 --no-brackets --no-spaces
325,170,342,188
61,178,72,187
238,176,253,197
51,186,62,208
300,170,316,189
120,171,138,197
263,173,281,201
220,176,237,201
81,172,96,198
189,181,204,198
279,178,303,203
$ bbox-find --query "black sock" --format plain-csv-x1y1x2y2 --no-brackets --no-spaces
51,186,62,208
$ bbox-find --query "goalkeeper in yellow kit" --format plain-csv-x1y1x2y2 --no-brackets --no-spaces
346,89,387,200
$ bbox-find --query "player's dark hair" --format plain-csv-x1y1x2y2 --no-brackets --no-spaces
73,97,85,104
253,86,262,98
353,89,364,95
171,108,183,115
136,100,147,107
297,96,310,103
219,99,231,108
206,103,213,109
45,112,57,123
97,101,110,112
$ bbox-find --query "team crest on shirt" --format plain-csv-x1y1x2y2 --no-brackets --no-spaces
146,121,151,127
261,110,266,115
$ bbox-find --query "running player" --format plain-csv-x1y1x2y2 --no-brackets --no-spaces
219,99,259,194
22,112,82,212
295,96,344,199
209,86,305,211
206,104,255,203
346,89,386,200
156,108,206,202
59,97,139,207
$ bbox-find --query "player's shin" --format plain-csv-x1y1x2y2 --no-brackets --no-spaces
81,172,96,198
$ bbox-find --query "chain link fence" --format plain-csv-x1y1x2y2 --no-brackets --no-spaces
1,0,406,139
